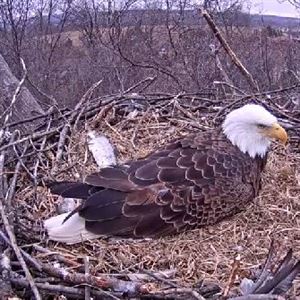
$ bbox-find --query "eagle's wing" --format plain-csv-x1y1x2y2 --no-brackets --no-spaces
48,133,258,238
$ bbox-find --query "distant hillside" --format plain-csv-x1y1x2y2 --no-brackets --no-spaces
75,9,300,28
27,9,300,32
249,14,300,28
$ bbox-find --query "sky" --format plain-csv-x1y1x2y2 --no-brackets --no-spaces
248,0,300,18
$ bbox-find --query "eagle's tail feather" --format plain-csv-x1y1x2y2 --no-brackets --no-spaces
44,212,101,244
46,181,94,199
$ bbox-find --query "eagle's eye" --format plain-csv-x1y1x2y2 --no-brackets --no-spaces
257,124,268,129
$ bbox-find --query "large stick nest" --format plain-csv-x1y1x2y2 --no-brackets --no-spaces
1,83,300,299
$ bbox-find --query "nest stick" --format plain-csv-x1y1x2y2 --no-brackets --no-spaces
0,230,42,271
84,256,91,300
0,250,13,297
0,127,62,152
39,261,151,296
0,153,5,199
0,199,41,299
5,141,29,208
10,277,121,299
141,269,178,288
5,158,22,210
0,58,28,125
223,253,241,297
230,295,285,300
123,76,157,94
51,80,103,176
152,287,206,300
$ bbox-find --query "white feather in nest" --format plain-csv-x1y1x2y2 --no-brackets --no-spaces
87,130,117,168
44,130,117,244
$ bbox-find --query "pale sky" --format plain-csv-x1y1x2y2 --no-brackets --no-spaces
248,0,300,18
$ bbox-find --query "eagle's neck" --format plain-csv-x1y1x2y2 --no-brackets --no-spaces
222,124,271,159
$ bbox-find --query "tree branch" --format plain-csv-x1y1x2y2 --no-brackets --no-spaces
200,9,259,92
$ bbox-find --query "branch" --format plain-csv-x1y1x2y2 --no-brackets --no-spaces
0,198,41,299
223,254,241,297
200,9,259,92
11,277,121,299
150,287,206,300
0,57,28,125
0,250,13,298
0,127,62,153
230,295,285,300
50,80,103,176
39,262,151,297
84,256,91,300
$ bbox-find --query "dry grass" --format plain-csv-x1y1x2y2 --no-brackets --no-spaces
14,107,300,298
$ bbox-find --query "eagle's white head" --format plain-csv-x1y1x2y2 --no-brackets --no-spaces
222,104,288,158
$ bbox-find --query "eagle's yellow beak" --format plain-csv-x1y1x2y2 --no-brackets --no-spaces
262,123,288,145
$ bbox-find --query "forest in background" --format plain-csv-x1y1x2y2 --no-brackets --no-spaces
0,0,300,109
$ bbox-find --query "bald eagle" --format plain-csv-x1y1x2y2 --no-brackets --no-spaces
44,104,288,244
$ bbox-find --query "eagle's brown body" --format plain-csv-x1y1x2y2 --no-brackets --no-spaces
48,129,267,238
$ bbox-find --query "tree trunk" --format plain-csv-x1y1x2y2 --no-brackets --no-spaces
0,54,45,134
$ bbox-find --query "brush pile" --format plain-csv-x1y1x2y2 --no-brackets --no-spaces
0,78,300,299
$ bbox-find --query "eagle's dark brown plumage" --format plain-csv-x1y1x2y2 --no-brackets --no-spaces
44,104,288,244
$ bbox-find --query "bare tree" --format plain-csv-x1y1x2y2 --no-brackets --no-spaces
283,0,300,9
0,0,32,76
0,0,299,108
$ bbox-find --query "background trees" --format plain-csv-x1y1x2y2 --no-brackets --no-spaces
0,0,299,109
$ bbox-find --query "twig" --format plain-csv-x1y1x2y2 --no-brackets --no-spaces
0,127,62,153
26,76,59,107
33,116,53,187
33,244,79,268
5,140,29,208
0,199,41,299
223,253,241,297
50,124,70,176
209,44,236,95
84,256,91,300
130,108,150,149
12,142,35,181
230,295,285,300
79,80,103,110
0,57,28,125
90,101,117,129
0,249,13,298
123,76,157,94
5,144,56,166
141,269,177,288
200,9,259,92
11,276,121,299
3,107,57,130
51,80,103,176
213,84,300,122
41,262,151,296
0,230,42,272
13,256,152,297
151,287,206,300
0,153,6,199
5,159,22,210
214,81,247,95
213,96,256,123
